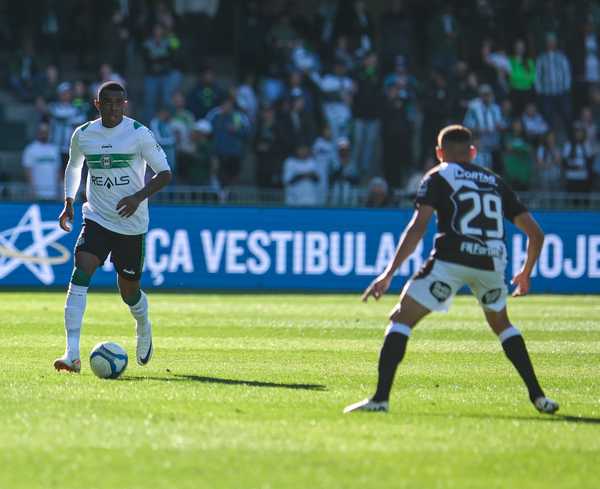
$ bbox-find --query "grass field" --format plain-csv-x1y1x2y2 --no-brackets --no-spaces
1,292,599,489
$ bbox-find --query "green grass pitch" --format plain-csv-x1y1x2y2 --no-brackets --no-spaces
1,292,599,489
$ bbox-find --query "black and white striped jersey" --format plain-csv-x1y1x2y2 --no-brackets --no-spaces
415,161,527,271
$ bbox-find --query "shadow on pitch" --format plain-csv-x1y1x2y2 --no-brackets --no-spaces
120,373,326,391
417,412,600,425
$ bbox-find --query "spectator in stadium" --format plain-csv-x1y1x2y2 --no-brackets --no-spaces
570,16,600,112
8,37,38,102
579,106,599,156
90,63,126,102
283,142,321,206
535,131,562,191
421,69,452,166
33,64,60,102
332,35,356,72
236,73,259,124
312,124,338,205
500,99,515,130
46,82,86,169
186,119,219,188
142,23,179,122
449,63,479,121
352,51,381,176
187,65,226,119
381,81,413,188
562,122,594,198
206,94,251,187
285,70,316,115
150,106,177,177
480,38,512,98
278,89,318,157
21,122,61,200
502,119,533,190
509,39,537,115
72,81,94,121
378,0,417,71
365,176,392,208
310,57,354,142
254,103,284,190
334,1,375,58
463,83,505,172
330,137,359,205
521,102,549,144
535,32,572,134
170,91,196,175
383,55,417,101
427,4,461,71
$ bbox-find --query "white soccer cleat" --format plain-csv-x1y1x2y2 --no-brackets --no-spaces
136,322,153,366
534,396,559,414
53,355,81,373
343,398,389,413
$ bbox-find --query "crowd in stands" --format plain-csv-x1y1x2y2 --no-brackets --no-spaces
4,0,600,205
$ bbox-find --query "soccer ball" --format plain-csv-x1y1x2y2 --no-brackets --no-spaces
89,342,128,379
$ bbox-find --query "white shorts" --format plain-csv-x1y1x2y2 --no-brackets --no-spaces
402,259,508,313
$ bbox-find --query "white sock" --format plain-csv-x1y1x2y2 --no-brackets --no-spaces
129,291,150,335
64,283,88,360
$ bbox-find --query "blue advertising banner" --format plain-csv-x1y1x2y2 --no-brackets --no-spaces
0,203,599,293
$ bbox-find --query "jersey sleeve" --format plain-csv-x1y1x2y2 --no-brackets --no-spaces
414,172,439,209
500,179,528,222
22,145,33,168
139,126,171,174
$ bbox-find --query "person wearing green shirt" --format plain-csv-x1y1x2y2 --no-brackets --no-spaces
509,39,536,114
503,119,533,190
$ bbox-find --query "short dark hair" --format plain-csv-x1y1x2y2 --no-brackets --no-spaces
97,81,127,100
437,124,472,149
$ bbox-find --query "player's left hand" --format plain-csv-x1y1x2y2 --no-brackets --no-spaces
362,272,392,302
116,195,141,218
511,270,530,297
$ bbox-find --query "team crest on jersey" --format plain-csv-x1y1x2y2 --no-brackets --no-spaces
430,281,452,302
101,155,112,168
481,288,502,305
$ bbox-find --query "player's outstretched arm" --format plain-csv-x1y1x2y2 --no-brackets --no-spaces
362,205,433,302
511,212,545,297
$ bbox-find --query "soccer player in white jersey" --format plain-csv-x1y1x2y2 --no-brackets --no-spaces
344,125,559,415
54,81,172,373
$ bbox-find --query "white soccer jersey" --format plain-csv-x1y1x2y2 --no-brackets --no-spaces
65,116,170,235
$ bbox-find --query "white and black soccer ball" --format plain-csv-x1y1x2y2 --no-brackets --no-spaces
89,342,128,379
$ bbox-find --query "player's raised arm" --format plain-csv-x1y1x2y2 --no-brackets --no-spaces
362,205,434,302
59,129,86,231
511,212,544,297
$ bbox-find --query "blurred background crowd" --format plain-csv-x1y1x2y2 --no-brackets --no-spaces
2,0,600,207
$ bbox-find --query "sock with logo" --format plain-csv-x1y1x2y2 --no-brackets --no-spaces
372,323,412,403
64,268,90,360
499,326,545,402
124,290,150,335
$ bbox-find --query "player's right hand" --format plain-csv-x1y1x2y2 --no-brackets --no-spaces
511,270,530,297
59,202,74,232
362,272,392,302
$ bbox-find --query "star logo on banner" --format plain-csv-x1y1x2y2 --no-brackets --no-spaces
0,204,70,284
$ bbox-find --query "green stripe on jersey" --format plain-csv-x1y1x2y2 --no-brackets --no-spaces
86,153,135,169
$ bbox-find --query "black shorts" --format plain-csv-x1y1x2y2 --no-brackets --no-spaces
75,219,145,281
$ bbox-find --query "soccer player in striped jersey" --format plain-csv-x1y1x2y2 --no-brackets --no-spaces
54,81,172,373
344,125,558,415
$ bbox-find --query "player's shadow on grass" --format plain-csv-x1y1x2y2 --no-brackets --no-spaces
121,374,326,391
420,412,600,425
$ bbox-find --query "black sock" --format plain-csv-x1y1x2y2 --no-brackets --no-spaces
502,334,545,402
372,332,409,402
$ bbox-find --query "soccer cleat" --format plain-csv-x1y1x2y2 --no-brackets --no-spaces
343,398,389,414
136,322,153,366
53,355,81,373
534,396,559,414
